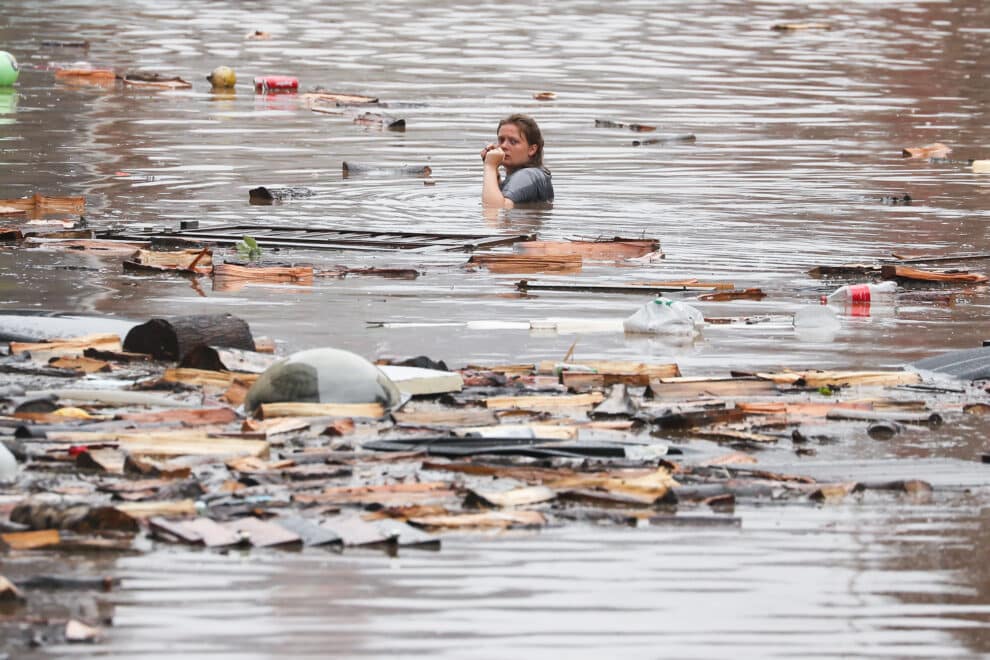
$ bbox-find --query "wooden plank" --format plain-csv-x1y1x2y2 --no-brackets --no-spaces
294,482,454,506
117,407,239,426
45,431,269,459
902,142,951,159
10,333,122,357
321,515,394,546
467,253,583,274
212,263,314,286
47,356,112,373
693,428,779,444
880,264,988,283
410,511,546,529
483,392,604,410
516,280,715,295
754,370,922,388
466,486,557,507
162,368,252,389
539,360,680,380
1,529,61,550
393,406,499,427
650,378,778,399
0,193,85,216
515,238,660,261
114,500,198,518
697,288,766,302
258,402,385,419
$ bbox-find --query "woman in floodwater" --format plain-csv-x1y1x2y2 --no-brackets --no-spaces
481,114,554,208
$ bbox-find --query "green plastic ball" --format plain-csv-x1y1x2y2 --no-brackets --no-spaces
0,52,19,87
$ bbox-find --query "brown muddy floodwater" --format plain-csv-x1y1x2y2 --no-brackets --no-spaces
1,0,990,657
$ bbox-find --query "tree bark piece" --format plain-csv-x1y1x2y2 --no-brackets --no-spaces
123,314,256,361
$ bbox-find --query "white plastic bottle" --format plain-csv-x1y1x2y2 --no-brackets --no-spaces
821,281,897,304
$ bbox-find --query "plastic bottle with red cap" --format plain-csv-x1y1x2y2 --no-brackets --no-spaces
821,281,897,304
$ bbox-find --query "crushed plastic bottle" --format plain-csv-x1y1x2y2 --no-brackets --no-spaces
623,297,705,335
821,281,897,304
0,442,18,483
793,304,841,341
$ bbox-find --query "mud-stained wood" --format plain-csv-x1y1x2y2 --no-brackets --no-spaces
902,142,951,159
47,356,112,373
650,377,778,399
807,264,883,278
483,392,604,411
697,288,766,302
515,238,660,261
754,370,922,388
54,67,116,80
114,500,198,518
302,91,379,105
421,461,578,483
538,360,681,382
880,264,988,284
124,248,212,275
179,345,278,373
121,76,192,89
771,22,831,31
410,510,547,530
212,263,315,286
693,428,780,444
393,405,500,428
735,401,873,417
467,253,583,274
117,407,239,426
294,482,456,506
258,402,386,420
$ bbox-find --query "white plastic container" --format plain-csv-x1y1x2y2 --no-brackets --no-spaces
822,281,897,304
623,298,705,335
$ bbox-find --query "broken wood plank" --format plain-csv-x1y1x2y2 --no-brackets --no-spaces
47,356,112,373
409,510,546,530
538,360,681,381
294,482,455,506
516,280,715,295
889,251,990,264
45,430,269,459
515,238,660,261
467,253,582,274
465,485,556,508
880,264,988,284
697,288,766,302
162,368,251,389
772,22,831,31
321,515,394,546
114,500,198,518
825,408,943,425
393,405,499,428
754,370,922,388
902,142,951,159
258,402,386,419
117,407,239,426
10,333,122,358
807,264,883,278
0,193,85,216
693,428,780,444
649,377,778,399
1,529,61,550
302,91,379,105
123,248,212,275
212,262,315,287
0,575,25,602
483,392,604,411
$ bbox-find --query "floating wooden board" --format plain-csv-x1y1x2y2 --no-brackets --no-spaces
0,193,85,217
99,225,533,253
467,253,583,274
213,263,315,286
538,360,680,380
902,142,951,159
650,377,778,399
880,264,988,284
483,392,604,411
121,76,192,89
516,280,718,295
515,238,660,261
754,370,922,388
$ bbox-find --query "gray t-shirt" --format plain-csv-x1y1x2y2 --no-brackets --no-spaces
500,167,554,204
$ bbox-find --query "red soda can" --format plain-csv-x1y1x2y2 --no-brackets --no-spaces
254,76,299,93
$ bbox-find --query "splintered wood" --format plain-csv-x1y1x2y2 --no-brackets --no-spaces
0,193,85,217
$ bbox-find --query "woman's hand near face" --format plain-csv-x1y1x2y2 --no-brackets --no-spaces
480,142,498,163
484,147,504,167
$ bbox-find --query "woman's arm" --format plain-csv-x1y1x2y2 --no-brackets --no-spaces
482,148,514,209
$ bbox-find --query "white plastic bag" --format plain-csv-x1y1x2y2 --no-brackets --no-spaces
623,297,705,335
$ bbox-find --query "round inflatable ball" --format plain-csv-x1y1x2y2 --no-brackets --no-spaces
206,65,236,89
0,52,19,87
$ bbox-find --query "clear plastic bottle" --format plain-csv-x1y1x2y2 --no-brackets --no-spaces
821,280,897,304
